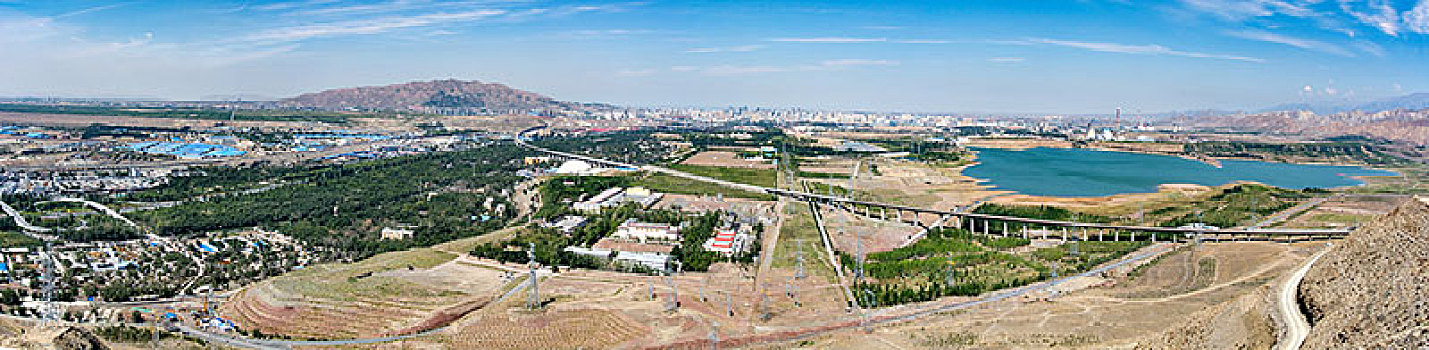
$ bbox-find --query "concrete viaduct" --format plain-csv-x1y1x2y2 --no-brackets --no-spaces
517,129,1350,243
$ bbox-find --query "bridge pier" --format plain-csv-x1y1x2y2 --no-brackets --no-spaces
1114,230,1120,242
880,207,887,221
1061,226,1068,243
982,219,989,236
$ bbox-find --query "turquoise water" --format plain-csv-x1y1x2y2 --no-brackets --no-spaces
962,147,1398,197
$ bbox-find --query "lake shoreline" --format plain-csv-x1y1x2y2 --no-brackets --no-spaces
960,147,1397,198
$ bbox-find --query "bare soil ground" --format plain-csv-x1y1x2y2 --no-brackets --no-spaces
817,203,921,253
750,242,1316,349
1277,194,1403,228
680,151,774,169
219,234,514,339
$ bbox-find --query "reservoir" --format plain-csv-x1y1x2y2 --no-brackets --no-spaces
963,147,1399,197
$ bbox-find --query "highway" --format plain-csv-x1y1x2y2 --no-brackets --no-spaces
1275,246,1330,350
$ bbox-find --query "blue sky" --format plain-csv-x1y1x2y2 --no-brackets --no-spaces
1,0,1426,114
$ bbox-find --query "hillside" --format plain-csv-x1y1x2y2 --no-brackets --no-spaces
1193,108,1429,145
279,79,609,115
1261,93,1429,115
1297,197,1429,348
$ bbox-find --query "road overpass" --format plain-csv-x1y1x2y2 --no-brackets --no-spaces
515,130,1351,243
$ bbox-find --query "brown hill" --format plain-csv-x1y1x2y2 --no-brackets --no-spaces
1193,109,1429,145
1297,197,1429,348
279,79,608,115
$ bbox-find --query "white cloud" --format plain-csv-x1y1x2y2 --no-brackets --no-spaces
1226,30,1356,56
702,65,789,75
253,0,341,12
1020,38,1265,62
1339,0,1401,35
670,59,898,76
813,59,898,67
1178,0,1318,20
766,37,886,43
614,68,657,77
559,29,649,39
987,57,1025,63
893,39,953,44
55,3,130,19
241,9,506,43
1405,0,1429,34
684,44,763,53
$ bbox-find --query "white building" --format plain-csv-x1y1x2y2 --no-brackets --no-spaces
542,215,588,233
380,227,415,240
703,227,752,256
611,218,680,244
574,187,625,213
563,246,670,270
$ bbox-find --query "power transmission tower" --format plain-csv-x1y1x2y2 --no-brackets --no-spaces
794,241,807,280
42,242,56,325
526,243,540,309
666,261,681,311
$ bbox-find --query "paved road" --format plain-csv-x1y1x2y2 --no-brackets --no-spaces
1275,246,1330,350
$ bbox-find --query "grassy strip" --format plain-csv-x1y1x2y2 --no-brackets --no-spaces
631,173,775,201
667,164,778,188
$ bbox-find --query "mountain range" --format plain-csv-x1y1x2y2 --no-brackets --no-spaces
277,79,611,115
1258,93,1429,115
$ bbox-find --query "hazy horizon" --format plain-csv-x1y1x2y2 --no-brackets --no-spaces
2,0,1428,114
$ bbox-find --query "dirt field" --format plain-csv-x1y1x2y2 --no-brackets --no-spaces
1277,194,1405,228
219,234,516,339
680,151,774,169
751,242,1316,349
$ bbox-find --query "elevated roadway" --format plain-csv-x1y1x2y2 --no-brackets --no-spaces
514,131,1351,242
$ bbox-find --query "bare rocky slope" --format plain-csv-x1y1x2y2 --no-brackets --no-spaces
279,79,609,114
1134,283,1278,349
1193,108,1429,145
1298,197,1429,348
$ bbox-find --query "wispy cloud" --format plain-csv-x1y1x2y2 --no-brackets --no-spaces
766,37,886,43
55,3,130,18
1226,30,1356,56
559,28,650,39
813,58,898,68
1405,0,1429,34
683,44,763,53
893,39,953,44
1339,0,1401,35
672,59,897,76
614,68,657,77
240,9,506,43
1177,0,1316,20
253,0,340,12
1017,38,1265,62
987,57,1025,63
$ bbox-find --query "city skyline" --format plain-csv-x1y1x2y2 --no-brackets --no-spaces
2,0,1428,114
